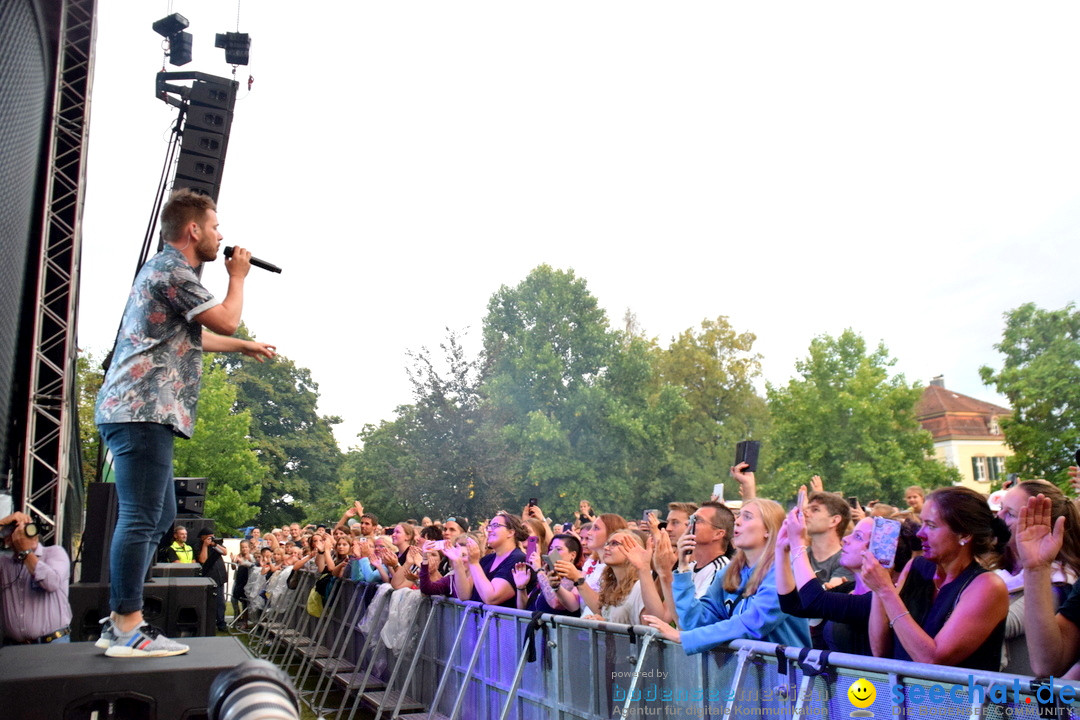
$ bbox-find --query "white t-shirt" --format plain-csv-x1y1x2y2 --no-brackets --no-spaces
691,555,730,598
600,581,645,626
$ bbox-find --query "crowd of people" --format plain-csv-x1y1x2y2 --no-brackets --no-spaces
213,463,1080,681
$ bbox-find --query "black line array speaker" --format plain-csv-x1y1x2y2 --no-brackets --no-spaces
174,477,207,519
173,76,237,201
174,477,207,495
69,577,216,642
79,482,119,583
176,494,204,514
0,637,252,720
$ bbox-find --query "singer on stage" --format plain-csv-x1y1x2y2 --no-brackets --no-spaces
95,188,275,658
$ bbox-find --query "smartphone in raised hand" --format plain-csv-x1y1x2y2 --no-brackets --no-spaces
870,517,901,569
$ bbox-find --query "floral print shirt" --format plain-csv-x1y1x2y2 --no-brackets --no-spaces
95,245,220,438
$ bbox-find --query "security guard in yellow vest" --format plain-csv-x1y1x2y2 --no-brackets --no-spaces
165,525,193,563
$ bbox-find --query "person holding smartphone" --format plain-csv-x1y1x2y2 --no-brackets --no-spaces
644,499,809,652
514,534,585,616
861,486,1008,670
449,512,529,608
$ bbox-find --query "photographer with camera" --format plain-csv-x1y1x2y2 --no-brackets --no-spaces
0,511,72,646
197,528,229,632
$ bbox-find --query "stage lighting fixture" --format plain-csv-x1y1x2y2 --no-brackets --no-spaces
152,13,189,38
169,31,193,66
214,32,251,66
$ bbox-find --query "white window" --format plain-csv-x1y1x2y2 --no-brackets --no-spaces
989,456,1005,481
971,457,987,483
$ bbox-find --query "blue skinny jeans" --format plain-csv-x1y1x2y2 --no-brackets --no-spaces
98,422,177,615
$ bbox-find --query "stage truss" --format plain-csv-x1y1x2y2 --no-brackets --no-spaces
22,0,96,545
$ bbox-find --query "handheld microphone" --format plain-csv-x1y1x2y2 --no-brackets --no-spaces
224,246,282,274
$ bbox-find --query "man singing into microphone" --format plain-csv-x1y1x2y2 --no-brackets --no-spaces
95,188,275,658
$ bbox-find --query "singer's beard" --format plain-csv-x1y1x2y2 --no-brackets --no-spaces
195,238,219,263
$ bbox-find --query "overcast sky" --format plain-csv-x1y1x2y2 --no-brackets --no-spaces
79,2,1080,448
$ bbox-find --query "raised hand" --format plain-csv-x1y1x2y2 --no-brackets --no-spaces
1017,494,1065,571
730,462,756,500
464,537,482,565
858,550,895,594
784,504,808,548
622,536,653,573
442,541,465,564
654,530,678,573
512,562,532,588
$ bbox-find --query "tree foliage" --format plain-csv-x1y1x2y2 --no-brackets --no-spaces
980,302,1080,489
338,418,418,525
75,351,105,487
479,265,694,519
211,326,343,527
765,329,957,503
173,363,264,533
657,316,770,500
401,333,518,521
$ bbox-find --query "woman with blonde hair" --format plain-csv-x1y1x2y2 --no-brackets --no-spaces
567,530,668,625
644,498,810,653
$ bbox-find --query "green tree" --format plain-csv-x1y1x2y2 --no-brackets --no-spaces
765,329,957,503
481,266,688,519
398,332,518,521
75,350,106,487
657,316,771,499
173,363,264,533
338,418,418,525
213,326,344,527
980,302,1080,489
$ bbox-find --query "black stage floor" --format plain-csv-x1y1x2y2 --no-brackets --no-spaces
0,636,252,720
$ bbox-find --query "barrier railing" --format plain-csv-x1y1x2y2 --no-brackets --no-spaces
266,575,1080,720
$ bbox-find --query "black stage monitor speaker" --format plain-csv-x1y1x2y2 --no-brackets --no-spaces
151,562,201,578
80,483,119,583
145,577,215,637
69,577,215,642
68,581,110,642
0,637,251,720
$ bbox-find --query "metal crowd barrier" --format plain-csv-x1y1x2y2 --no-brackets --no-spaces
259,576,1080,720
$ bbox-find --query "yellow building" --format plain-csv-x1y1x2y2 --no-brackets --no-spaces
915,376,1013,491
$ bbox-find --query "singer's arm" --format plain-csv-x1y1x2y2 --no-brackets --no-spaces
194,246,251,335
202,331,276,362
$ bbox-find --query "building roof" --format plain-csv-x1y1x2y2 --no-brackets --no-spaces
916,384,1011,441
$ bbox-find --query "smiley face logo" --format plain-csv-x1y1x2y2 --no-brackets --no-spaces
847,678,876,709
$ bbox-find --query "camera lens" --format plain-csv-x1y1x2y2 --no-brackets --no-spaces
209,659,299,720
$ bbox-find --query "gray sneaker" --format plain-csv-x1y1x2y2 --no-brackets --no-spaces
105,624,190,658
94,616,116,650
